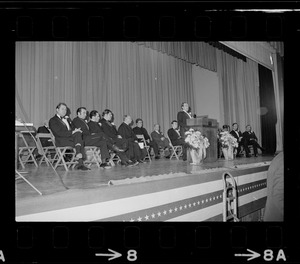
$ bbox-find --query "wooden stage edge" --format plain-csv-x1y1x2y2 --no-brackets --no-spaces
16,155,274,222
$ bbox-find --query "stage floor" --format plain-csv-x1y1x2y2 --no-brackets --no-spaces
16,155,274,201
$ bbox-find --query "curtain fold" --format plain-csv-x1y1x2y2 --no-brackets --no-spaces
216,49,261,144
136,41,217,72
16,42,194,135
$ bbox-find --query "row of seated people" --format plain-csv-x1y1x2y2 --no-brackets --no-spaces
42,103,189,171
219,123,265,157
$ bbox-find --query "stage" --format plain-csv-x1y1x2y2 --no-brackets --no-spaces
16,155,273,222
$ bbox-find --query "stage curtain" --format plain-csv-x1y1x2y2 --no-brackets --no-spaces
258,64,277,154
136,42,217,72
272,53,284,152
216,49,262,144
16,42,195,134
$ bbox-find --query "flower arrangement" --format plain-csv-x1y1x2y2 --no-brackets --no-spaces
219,131,238,149
185,129,210,150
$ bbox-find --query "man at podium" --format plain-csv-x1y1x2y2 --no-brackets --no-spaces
177,102,193,138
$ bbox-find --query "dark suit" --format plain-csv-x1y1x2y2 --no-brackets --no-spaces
151,130,170,149
98,118,130,163
133,126,159,156
72,117,110,160
118,122,145,161
242,130,262,156
230,129,243,155
177,111,192,137
49,114,84,156
88,120,104,134
167,128,188,160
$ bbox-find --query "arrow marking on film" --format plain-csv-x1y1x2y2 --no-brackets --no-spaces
235,248,261,261
95,248,122,261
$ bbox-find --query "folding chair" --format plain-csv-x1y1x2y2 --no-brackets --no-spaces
17,131,38,169
84,146,101,168
36,133,59,166
48,129,78,171
136,134,152,162
166,134,183,160
109,151,121,166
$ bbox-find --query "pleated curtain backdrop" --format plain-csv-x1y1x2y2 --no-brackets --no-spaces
216,49,262,144
16,42,195,135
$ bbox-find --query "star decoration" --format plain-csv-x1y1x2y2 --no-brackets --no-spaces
213,196,215,200
193,202,196,206
209,198,212,201
157,212,161,217
197,201,200,205
188,203,192,208
184,204,187,209
151,213,155,219
206,199,208,202
202,200,204,204
169,209,173,213
137,217,142,222
145,215,149,220
174,207,178,212
163,210,167,215
179,206,183,210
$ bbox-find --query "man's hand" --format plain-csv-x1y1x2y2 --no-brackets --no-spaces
72,128,82,134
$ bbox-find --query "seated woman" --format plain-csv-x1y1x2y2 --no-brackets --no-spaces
242,125,265,157
150,124,171,158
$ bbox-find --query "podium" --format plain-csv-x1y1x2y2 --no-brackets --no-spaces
186,116,218,162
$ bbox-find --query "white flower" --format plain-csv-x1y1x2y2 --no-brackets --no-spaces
220,131,238,148
185,129,209,150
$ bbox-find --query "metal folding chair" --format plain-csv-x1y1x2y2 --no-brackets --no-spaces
36,133,59,166
166,134,183,160
48,129,78,171
17,131,38,169
109,151,121,166
15,132,42,195
84,146,101,168
136,134,152,162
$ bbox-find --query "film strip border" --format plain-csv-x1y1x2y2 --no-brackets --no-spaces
1,5,299,40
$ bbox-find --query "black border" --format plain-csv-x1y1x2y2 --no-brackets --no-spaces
3,1,300,263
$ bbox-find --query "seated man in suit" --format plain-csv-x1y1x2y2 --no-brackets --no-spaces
177,102,193,138
230,123,243,157
167,120,188,161
49,102,90,171
99,109,138,167
72,107,114,169
242,125,265,157
88,110,132,166
118,115,145,164
133,118,160,160
151,124,171,158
